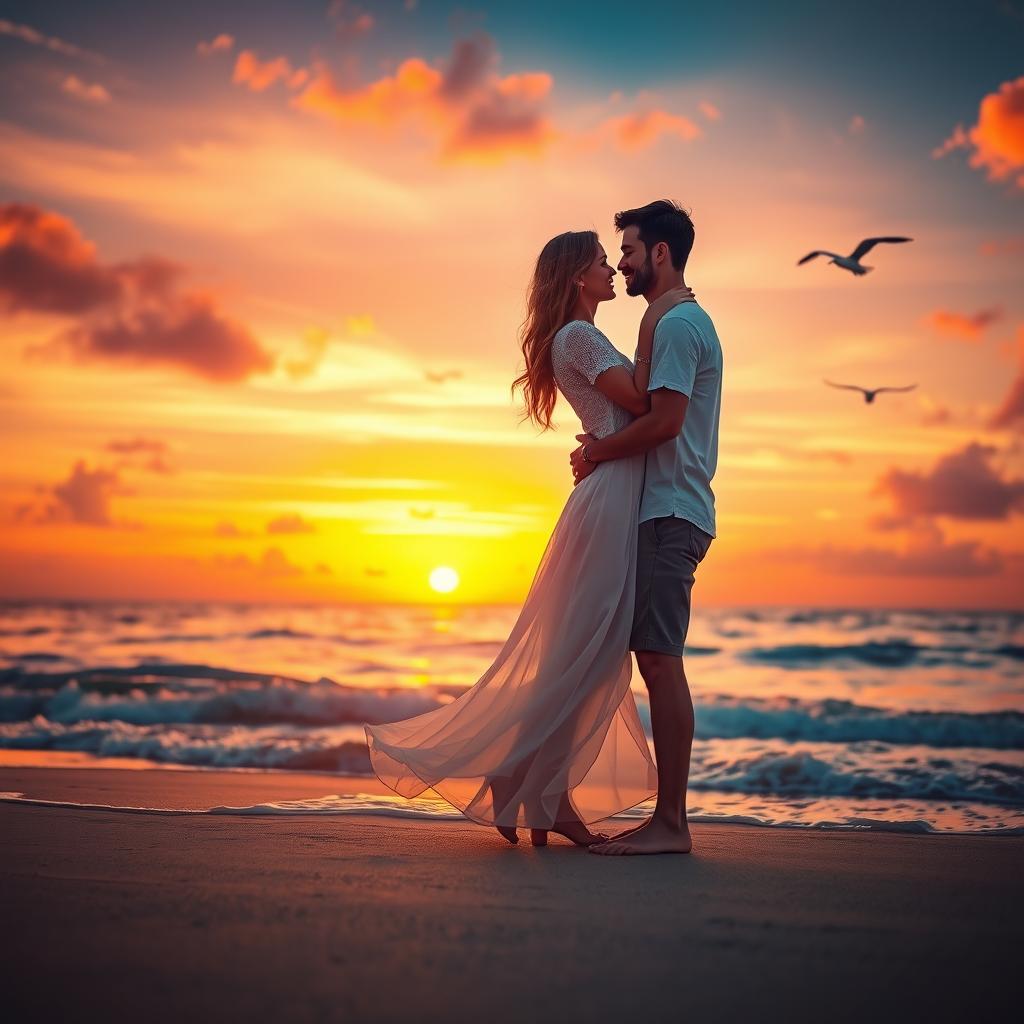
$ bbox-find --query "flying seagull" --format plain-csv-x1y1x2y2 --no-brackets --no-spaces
798,237,912,275
824,380,918,404
425,369,463,383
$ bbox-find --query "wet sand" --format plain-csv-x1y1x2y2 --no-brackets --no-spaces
1,763,1020,1023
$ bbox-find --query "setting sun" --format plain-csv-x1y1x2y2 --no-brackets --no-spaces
428,566,460,594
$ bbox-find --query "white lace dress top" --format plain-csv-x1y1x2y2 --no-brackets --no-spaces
551,319,634,438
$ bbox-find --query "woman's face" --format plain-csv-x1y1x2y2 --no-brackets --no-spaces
579,245,616,303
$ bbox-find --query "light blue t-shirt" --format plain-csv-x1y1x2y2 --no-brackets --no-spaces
636,302,722,536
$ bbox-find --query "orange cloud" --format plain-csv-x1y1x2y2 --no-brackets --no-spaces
289,33,554,161
233,50,308,92
595,109,701,152
197,34,235,57
699,101,721,121
14,459,126,527
214,520,253,536
1,203,273,383
989,327,1024,430
213,546,304,577
105,437,174,475
979,236,1024,256
61,75,110,104
266,513,316,535
934,75,1024,189
923,307,1002,342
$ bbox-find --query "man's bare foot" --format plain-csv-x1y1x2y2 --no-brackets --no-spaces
588,819,692,856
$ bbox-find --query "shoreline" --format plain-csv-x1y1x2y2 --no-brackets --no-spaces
1,753,1020,836
2,762,1021,1023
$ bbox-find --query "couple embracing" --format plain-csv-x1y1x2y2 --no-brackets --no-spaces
365,200,723,856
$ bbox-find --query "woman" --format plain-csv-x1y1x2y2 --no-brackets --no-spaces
364,230,692,847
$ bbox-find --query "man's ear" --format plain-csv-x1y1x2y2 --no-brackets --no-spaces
654,241,668,266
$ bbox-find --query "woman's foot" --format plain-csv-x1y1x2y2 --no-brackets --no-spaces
496,825,519,845
532,822,609,847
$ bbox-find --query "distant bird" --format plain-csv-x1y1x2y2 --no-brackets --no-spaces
409,507,435,519
824,380,918,404
798,237,912,276
364,567,387,577
425,369,463,383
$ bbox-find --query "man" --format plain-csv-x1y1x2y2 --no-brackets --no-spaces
570,199,723,855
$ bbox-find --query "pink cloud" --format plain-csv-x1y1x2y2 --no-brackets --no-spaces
873,442,1024,523
56,291,273,383
0,18,104,64
328,1,374,41
61,75,110,104
1,203,273,383
934,76,1024,189
699,101,721,121
0,203,122,313
197,34,234,57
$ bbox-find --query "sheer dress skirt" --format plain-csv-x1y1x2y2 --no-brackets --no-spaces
364,452,657,829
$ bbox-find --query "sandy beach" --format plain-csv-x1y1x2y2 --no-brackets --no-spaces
1,762,1020,1024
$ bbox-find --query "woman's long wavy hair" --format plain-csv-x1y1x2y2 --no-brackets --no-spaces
512,230,599,430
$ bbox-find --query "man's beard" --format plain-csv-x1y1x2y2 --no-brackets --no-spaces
625,256,654,297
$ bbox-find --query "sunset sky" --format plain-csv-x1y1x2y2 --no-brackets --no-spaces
1,0,1022,606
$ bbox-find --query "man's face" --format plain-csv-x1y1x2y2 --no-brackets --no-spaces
617,225,654,297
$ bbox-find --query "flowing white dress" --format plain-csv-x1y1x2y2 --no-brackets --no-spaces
364,320,656,828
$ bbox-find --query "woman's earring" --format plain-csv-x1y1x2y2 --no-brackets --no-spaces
577,281,584,287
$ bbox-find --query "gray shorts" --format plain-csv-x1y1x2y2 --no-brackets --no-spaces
630,516,713,657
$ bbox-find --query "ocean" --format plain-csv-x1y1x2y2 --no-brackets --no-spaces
1,601,1021,834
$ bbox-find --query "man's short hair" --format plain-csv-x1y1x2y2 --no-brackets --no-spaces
614,200,694,271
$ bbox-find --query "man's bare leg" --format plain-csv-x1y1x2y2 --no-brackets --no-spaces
591,651,694,855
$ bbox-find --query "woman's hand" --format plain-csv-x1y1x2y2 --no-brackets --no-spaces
570,433,598,486
642,285,696,326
